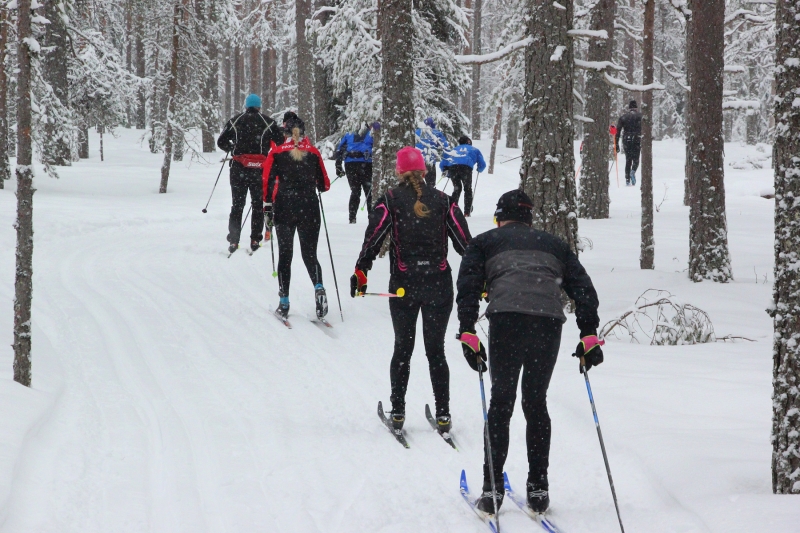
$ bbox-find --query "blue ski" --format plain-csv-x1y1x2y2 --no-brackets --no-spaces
460,470,499,533
503,473,564,533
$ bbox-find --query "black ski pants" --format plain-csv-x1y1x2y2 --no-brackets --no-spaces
228,165,265,244
424,163,438,188
483,313,562,491
388,272,453,417
346,162,373,220
276,196,323,297
446,164,474,215
623,135,641,181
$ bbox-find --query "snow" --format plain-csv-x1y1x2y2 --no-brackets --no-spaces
723,99,761,110
455,37,532,65
567,29,608,39
575,59,625,72
0,130,798,531
550,45,566,62
604,72,666,92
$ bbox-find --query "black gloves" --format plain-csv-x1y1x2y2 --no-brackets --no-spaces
336,162,345,178
573,335,605,373
264,202,274,228
350,269,368,297
457,326,487,373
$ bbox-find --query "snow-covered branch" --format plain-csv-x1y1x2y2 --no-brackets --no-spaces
455,37,532,65
567,29,608,39
575,58,625,71
603,72,665,91
723,99,760,110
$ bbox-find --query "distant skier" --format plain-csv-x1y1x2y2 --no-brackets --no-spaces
614,100,642,186
263,112,331,319
455,189,602,515
415,117,450,188
217,94,285,254
335,125,374,223
439,136,486,216
351,146,471,435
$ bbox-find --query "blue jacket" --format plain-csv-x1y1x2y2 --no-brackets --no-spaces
440,144,487,173
336,131,373,163
415,128,450,164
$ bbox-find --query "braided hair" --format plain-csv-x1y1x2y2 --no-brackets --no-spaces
397,170,430,218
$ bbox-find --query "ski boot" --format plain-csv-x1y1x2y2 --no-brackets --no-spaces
315,284,328,318
526,483,550,513
228,242,239,254
390,408,405,431
475,489,504,514
250,240,260,252
276,295,290,319
349,217,357,224
436,413,452,435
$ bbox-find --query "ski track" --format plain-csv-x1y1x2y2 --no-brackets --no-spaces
0,130,797,532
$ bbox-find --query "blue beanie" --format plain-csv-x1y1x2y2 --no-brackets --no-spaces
424,117,435,128
245,94,262,109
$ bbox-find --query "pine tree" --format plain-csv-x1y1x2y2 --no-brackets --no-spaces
640,0,654,269
0,3,9,188
40,0,73,166
296,0,315,140
770,0,800,496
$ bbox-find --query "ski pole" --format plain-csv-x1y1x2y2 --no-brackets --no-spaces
473,172,481,201
478,359,501,532
357,288,405,298
579,356,625,533
202,151,229,213
318,191,344,321
240,205,252,231
268,224,277,277
609,125,619,188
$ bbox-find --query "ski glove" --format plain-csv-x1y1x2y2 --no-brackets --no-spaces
457,330,487,373
350,269,368,297
264,202,274,228
335,162,345,178
573,335,605,373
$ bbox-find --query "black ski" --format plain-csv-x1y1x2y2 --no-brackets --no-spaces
377,401,409,448
314,316,333,328
273,309,292,329
425,404,457,450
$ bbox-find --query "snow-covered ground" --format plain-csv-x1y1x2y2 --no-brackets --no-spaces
0,130,796,532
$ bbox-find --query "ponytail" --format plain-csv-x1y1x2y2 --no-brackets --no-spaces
398,170,430,218
290,127,305,161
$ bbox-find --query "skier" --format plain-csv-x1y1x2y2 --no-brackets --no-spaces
455,189,602,514
351,146,471,435
335,125,374,223
263,113,331,319
415,117,450,187
614,100,643,186
217,94,285,254
439,136,486,216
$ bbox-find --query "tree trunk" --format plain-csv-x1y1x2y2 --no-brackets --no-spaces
14,0,34,387
375,0,415,198
488,104,502,174
297,0,316,141
199,0,218,152
683,13,692,206
771,0,800,495
160,0,181,194
262,48,276,113
41,0,71,166
135,22,146,129
314,0,333,139
224,44,232,119
686,0,730,282
640,0,654,270
125,1,133,128
0,3,9,187
520,0,579,254
234,45,242,112
78,125,89,158
470,0,482,139
578,0,615,219
505,93,520,148
249,44,259,94
99,125,104,162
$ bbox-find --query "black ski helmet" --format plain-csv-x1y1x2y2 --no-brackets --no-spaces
494,189,533,225
629,100,638,109
458,136,472,145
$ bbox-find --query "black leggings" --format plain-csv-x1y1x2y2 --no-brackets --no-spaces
228,166,265,244
484,313,562,491
447,164,474,214
276,201,323,296
624,136,641,179
388,274,453,416
346,162,373,219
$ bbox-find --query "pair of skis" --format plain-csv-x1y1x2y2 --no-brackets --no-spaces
226,245,259,258
460,470,563,533
376,402,457,450
273,309,332,330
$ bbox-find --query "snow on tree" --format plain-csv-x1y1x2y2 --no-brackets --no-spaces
0,3,10,187
40,0,73,166
770,0,800,496
640,0,654,270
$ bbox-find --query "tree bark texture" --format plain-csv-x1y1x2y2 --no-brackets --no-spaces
578,0,614,219
470,0,482,139
313,0,334,139
375,0,415,199
249,45,259,94
519,0,579,255
684,13,692,206
0,4,9,186
262,48,277,113
234,45,242,112
199,0,218,152
224,44,231,119
771,0,800,495
640,0,654,269
135,19,146,129
160,0,181,194
14,0,34,387
125,1,133,127
296,0,316,141
41,0,71,166
78,125,89,158
505,92,520,148
488,104,502,174
686,0,731,282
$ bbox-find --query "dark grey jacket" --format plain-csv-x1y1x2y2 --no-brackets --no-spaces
456,222,599,336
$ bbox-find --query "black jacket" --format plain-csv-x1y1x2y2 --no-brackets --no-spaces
356,184,471,277
217,108,284,161
263,137,330,223
615,109,643,145
456,222,599,336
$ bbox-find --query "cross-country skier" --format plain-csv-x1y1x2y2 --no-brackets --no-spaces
351,146,471,435
415,117,450,187
217,94,285,254
455,189,602,514
335,125,374,223
614,100,643,186
439,136,486,216
263,113,331,319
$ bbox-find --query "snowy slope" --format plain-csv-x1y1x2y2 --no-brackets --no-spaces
0,130,797,532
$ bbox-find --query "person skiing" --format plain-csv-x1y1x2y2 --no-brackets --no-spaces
455,189,602,515
335,124,374,223
351,146,471,435
217,94,285,254
614,100,643,186
439,136,486,216
263,113,331,319
415,117,450,187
